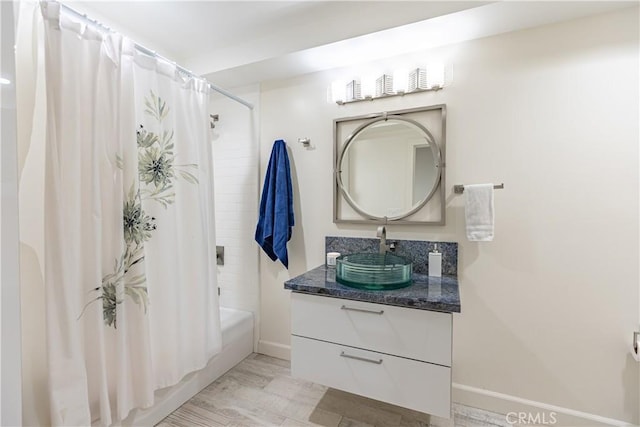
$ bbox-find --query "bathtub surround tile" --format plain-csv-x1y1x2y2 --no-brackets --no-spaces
325,237,458,276
284,265,461,312
212,106,260,317
160,354,510,427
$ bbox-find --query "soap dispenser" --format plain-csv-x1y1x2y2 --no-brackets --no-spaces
429,244,442,277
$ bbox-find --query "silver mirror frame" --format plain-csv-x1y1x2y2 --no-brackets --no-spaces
333,104,446,225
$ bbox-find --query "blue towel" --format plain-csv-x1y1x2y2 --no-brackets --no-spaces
255,140,294,268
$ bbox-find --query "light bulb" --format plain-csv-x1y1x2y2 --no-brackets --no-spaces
427,63,445,89
330,80,345,104
361,75,375,99
393,68,408,94
0,77,11,85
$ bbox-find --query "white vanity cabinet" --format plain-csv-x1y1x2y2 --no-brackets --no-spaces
290,292,453,419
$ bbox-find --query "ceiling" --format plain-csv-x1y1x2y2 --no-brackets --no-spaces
67,1,637,88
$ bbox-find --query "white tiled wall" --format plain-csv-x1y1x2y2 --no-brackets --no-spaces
210,85,260,341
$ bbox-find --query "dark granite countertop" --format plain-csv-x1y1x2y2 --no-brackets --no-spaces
284,265,461,313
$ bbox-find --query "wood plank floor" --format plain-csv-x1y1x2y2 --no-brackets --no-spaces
157,354,512,427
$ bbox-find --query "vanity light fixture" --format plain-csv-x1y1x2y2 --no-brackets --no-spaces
331,63,449,105
0,77,11,85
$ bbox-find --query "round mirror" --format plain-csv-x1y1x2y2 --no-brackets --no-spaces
337,116,441,221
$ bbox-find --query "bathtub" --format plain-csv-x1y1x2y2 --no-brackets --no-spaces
118,307,254,427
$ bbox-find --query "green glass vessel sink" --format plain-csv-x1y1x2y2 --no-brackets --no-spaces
335,253,412,290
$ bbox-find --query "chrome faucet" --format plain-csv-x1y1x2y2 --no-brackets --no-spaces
377,226,390,254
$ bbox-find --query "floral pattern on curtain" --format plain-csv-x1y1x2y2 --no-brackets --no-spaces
87,91,201,329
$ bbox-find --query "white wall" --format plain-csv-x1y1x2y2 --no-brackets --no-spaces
1,2,23,426
258,8,639,425
210,84,260,348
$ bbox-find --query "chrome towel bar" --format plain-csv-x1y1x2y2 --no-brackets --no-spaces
454,183,504,194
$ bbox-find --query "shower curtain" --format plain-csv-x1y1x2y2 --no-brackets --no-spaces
18,2,221,425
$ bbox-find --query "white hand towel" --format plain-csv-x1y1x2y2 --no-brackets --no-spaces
465,184,494,241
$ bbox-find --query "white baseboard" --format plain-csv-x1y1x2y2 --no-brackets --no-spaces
452,383,634,427
258,340,291,361
256,342,635,426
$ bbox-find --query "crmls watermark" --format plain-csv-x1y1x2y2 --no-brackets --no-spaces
506,411,557,425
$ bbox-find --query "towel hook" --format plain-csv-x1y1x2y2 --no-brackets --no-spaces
298,138,311,147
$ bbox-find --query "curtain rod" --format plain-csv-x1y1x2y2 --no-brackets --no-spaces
56,1,254,110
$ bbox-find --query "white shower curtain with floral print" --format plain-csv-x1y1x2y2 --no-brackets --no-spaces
36,2,221,425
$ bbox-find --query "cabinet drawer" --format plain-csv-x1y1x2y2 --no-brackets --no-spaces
291,336,451,418
291,292,452,366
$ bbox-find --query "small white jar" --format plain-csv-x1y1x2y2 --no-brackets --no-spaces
326,252,341,267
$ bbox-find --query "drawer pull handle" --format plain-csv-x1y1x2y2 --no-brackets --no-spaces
341,305,384,315
340,351,383,365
